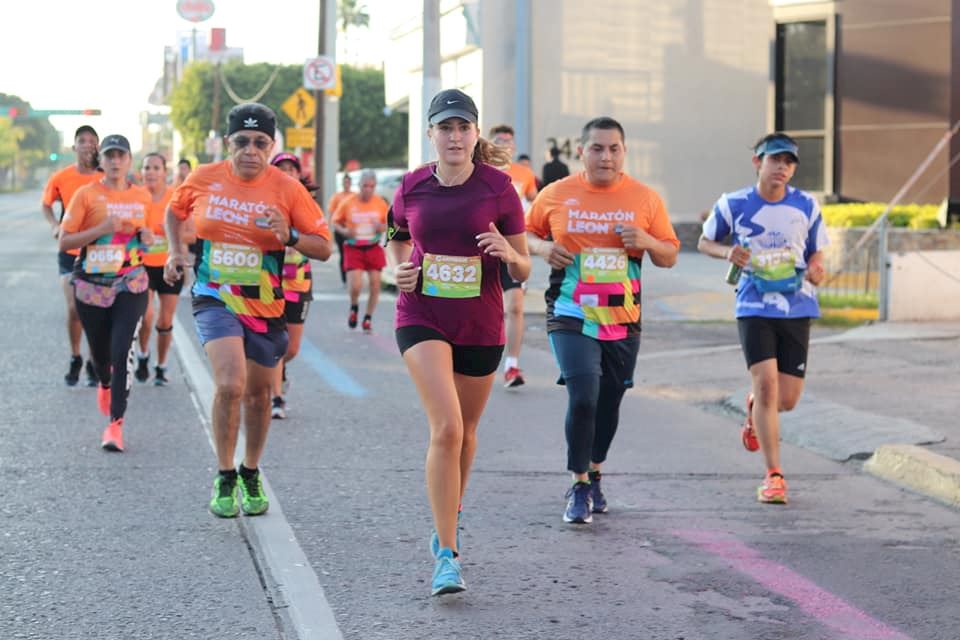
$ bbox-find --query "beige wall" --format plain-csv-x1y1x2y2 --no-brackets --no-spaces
889,251,960,321
483,0,773,221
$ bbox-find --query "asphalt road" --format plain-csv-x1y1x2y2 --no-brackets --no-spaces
3,189,959,640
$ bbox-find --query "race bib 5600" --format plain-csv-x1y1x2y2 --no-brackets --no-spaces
209,242,262,286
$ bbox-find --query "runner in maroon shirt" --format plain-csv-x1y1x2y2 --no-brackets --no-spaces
388,89,531,596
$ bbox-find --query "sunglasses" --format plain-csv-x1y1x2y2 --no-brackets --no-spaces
231,135,272,150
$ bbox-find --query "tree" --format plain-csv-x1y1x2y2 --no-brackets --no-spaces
0,93,61,189
169,63,407,167
338,0,370,31
339,65,407,166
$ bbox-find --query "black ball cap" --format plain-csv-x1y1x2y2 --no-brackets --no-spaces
99,134,131,154
427,89,478,125
227,102,276,139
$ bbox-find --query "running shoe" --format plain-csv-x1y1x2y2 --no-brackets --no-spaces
588,470,608,513
271,396,286,420
563,481,594,524
209,473,240,518
757,471,788,504
504,367,525,389
431,548,466,596
741,392,760,452
348,309,358,329
238,468,269,515
361,316,372,333
134,356,150,383
101,418,124,452
97,385,111,417
430,510,463,558
64,355,83,386
84,360,98,387
154,366,169,386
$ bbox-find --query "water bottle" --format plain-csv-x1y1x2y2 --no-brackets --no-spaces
725,238,749,285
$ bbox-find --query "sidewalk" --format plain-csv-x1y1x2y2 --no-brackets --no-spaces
525,252,960,508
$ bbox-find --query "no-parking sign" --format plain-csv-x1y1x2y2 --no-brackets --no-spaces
303,56,336,91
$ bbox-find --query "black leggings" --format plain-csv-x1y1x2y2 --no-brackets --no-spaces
334,230,347,283
549,331,640,473
76,291,148,421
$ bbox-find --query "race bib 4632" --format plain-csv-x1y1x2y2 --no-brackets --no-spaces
421,253,481,298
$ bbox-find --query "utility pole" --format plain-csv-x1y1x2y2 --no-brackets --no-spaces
421,0,441,164
313,0,338,207
211,62,222,161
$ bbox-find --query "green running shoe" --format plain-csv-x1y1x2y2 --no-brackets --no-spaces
239,469,269,516
209,473,240,518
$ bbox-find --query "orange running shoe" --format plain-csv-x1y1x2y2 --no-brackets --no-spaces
101,418,124,452
97,385,111,418
741,392,759,452
758,471,787,504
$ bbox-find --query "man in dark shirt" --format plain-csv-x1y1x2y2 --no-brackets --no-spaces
542,145,570,187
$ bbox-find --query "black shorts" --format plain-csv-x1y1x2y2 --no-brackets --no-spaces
395,325,504,377
499,261,524,292
146,265,184,295
737,317,812,378
58,251,77,276
284,299,310,325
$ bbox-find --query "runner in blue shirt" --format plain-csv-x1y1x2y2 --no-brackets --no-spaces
698,132,827,504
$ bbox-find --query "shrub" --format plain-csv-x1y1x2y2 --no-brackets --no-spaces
822,202,941,228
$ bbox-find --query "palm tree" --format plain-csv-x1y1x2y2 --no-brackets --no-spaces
338,0,370,32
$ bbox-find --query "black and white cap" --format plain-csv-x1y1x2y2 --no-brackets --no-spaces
99,134,131,154
227,102,277,139
427,89,478,125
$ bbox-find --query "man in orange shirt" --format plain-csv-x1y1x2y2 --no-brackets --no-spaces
490,124,538,388
327,173,354,284
42,125,102,387
526,117,679,524
164,103,332,518
332,169,389,332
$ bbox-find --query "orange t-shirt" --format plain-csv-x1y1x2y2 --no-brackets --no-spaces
332,193,389,246
168,161,330,332
60,182,151,279
327,190,353,222
505,163,538,202
43,165,103,256
142,186,175,267
525,172,679,340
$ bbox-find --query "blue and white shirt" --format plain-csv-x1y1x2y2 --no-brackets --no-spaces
702,186,828,319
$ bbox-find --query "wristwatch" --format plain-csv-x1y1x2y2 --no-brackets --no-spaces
285,227,300,247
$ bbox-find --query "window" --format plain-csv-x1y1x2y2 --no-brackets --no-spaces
775,19,832,193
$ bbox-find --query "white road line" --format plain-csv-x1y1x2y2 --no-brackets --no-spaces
173,324,344,640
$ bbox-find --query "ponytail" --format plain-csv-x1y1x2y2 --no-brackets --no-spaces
473,137,513,168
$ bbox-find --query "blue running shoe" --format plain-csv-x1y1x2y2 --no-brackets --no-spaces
563,481,593,524
430,510,462,558
588,470,608,513
431,548,466,596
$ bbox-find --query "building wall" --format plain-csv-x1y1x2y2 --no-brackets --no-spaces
834,0,952,203
525,0,773,221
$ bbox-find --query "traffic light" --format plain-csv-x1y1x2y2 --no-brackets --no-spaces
82,109,101,116
49,152,59,162
0,106,18,118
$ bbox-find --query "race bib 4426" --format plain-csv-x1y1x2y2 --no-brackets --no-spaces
209,242,262,286
580,247,628,284
421,253,481,298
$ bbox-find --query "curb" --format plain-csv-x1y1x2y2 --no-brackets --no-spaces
864,444,960,508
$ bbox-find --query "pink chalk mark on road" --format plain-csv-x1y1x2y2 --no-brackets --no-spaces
673,529,912,640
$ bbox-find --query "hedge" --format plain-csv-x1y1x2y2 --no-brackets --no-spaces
821,202,941,229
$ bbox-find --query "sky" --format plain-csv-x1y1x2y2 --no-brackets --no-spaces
2,0,411,151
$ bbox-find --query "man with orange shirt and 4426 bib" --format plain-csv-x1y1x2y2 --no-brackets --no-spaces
332,169,389,333
42,125,102,387
490,124,538,388
163,103,332,518
526,117,680,524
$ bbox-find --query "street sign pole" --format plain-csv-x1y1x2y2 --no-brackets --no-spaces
314,0,327,205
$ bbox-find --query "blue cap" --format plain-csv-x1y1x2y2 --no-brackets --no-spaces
756,137,799,161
